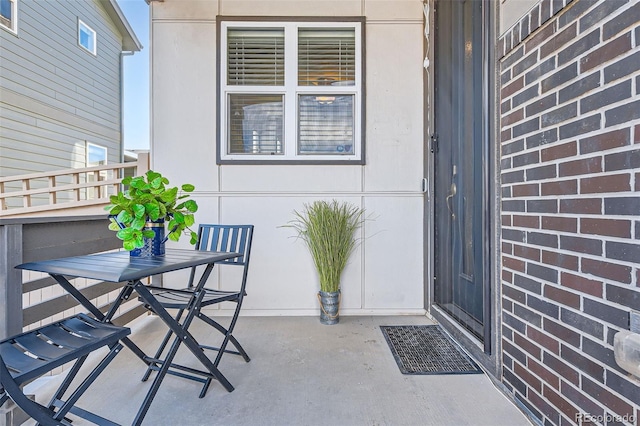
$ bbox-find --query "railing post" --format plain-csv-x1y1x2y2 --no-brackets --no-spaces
137,152,150,175
0,224,23,340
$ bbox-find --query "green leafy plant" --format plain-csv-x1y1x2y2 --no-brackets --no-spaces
106,170,199,251
284,200,365,293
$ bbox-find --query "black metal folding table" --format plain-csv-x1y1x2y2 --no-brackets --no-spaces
16,248,240,425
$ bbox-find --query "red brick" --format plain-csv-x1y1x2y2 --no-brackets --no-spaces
580,128,630,153
526,21,557,53
635,124,640,143
582,378,635,418
502,108,525,126
504,256,526,272
581,33,632,73
542,216,578,233
502,76,524,98
541,179,578,196
502,215,512,226
503,269,513,283
527,327,560,355
559,156,602,177
543,351,580,385
582,258,632,284
544,285,581,309
542,251,579,271
515,362,542,393
513,215,540,228
540,23,577,59
514,332,542,359
581,174,631,194
541,141,577,162
581,218,632,238
528,358,560,388
560,273,602,298
543,384,580,420
513,183,540,197
514,244,541,261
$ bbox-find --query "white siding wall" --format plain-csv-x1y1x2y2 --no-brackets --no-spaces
151,0,426,316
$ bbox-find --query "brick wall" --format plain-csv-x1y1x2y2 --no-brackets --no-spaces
498,0,640,424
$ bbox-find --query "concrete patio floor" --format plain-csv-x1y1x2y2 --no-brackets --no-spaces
29,314,533,426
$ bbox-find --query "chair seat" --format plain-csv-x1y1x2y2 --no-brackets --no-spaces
148,287,242,310
1,314,130,386
1,314,130,425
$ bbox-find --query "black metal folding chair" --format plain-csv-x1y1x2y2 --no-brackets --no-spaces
141,224,253,397
0,314,130,425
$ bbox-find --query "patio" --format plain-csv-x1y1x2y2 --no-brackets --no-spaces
27,314,532,426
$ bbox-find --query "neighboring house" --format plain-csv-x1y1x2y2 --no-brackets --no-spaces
0,0,141,179
150,1,638,425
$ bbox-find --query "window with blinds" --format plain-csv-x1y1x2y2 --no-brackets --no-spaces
298,29,355,87
227,29,284,86
218,18,364,164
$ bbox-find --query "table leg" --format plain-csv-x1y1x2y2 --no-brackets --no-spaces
50,274,149,363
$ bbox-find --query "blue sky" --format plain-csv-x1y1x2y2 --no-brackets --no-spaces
116,0,149,150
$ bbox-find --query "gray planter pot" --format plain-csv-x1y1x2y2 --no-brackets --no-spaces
318,290,340,325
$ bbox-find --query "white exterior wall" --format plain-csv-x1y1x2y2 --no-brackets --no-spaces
150,0,426,316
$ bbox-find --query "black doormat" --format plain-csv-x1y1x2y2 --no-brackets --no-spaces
380,325,482,375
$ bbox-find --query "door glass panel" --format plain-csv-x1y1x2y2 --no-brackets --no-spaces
433,0,485,341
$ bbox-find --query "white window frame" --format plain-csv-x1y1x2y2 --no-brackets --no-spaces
0,0,17,34
217,17,365,165
86,142,107,167
78,19,96,55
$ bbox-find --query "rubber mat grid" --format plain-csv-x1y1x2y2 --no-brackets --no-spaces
380,325,482,375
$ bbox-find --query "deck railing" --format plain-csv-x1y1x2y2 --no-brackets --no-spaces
0,215,147,340
0,153,149,217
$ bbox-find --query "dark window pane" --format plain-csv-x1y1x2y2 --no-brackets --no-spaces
229,94,284,154
298,95,354,155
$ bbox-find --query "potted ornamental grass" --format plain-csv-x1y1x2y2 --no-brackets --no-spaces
106,170,199,256
284,200,365,325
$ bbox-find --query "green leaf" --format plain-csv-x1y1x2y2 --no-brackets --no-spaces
168,230,181,242
184,200,198,212
173,211,185,224
131,217,146,230
145,203,161,220
133,204,146,218
184,214,195,227
181,183,195,192
150,176,163,189
160,187,178,203
122,176,132,186
117,228,135,240
130,177,147,189
142,229,155,238
158,203,167,218
190,231,198,245
123,240,137,251
146,170,161,182
116,210,132,225
108,221,122,231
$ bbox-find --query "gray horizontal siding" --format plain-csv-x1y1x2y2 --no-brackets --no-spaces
0,0,125,177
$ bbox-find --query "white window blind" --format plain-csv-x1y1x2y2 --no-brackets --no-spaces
227,29,284,86
298,29,355,87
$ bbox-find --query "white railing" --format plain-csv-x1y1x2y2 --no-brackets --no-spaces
0,153,149,217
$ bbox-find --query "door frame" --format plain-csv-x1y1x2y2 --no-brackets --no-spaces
424,0,500,376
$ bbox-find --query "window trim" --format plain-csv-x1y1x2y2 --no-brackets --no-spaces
0,0,17,34
216,16,366,165
86,142,107,167
78,19,97,55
